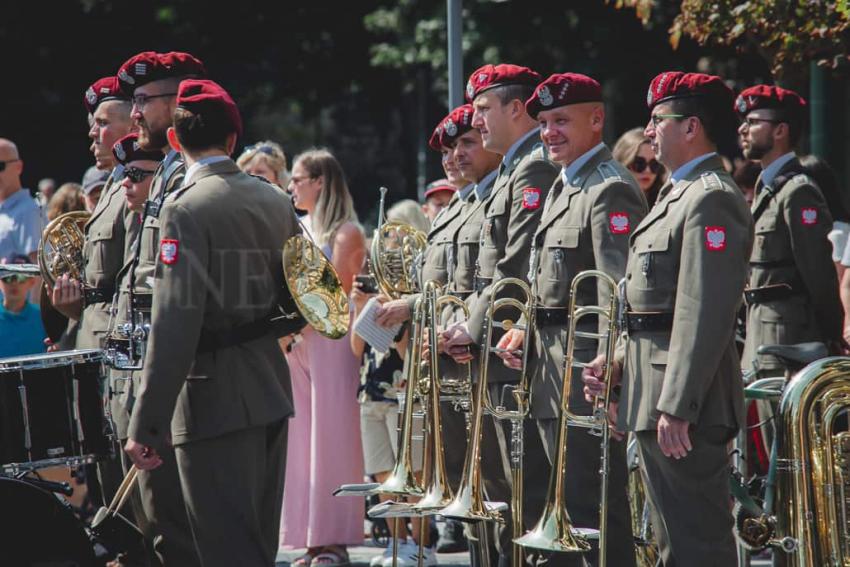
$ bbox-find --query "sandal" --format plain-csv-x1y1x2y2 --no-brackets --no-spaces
291,548,320,566
312,547,350,566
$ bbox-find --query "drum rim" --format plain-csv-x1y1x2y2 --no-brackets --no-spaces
0,348,104,371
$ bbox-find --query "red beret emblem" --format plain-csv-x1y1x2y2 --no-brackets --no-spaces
444,118,457,137
538,85,553,107
705,226,726,251
477,73,489,85
522,187,541,210
85,88,97,106
114,142,126,162
609,212,630,234
801,207,818,225
466,80,475,100
735,96,748,114
160,239,179,265
118,68,134,85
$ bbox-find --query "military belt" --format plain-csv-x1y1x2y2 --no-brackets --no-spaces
131,294,153,311
474,276,492,292
197,312,277,353
749,259,796,269
625,312,674,333
743,283,805,306
534,307,598,328
83,286,115,306
447,289,474,300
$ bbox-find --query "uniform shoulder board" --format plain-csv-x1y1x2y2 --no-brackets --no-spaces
790,173,813,186
596,161,623,182
530,142,549,161
700,171,724,191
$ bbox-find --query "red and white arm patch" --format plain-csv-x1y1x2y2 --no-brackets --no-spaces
160,238,179,265
801,207,818,226
522,187,541,210
608,212,630,234
704,226,726,251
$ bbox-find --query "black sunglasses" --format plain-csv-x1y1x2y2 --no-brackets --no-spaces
123,166,156,183
629,156,661,174
0,159,20,173
242,143,277,157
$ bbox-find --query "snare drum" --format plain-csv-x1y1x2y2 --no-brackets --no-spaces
0,349,110,469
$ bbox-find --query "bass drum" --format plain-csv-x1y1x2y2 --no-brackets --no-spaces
0,476,97,565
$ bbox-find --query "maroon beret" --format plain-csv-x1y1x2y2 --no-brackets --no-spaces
176,79,243,137
525,73,603,118
112,133,163,165
735,85,807,121
84,77,128,114
117,51,206,94
465,64,541,102
438,104,475,148
646,71,734,110
428,123,444,152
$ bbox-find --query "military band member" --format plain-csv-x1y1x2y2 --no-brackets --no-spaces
125,78,298,567
498,73,646,566
441,63,560,566
584,72,754,567
113,50,207,567
736,85,844,374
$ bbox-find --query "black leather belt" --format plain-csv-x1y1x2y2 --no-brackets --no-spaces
535,307,569,326
474,276,492,292
84,286,114,306
132,294,152,311
626,312,674,333
197,314,275,353
743,283,805,306
749,259,796,269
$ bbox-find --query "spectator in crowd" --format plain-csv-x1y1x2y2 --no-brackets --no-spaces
732,159,761,206
236,140,289,187
387,198,431,233
80,166,110,212
280,148,367,567
0,138,42,263
612,126,667,208
800,155,850,278
0,254,47,357
37,178,56,206
420,179,455,223
46,182,86,221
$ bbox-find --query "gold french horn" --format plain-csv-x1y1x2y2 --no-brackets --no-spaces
281,234,350,339
37,211,91,288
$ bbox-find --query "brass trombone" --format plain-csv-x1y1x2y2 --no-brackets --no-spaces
514,270,620,566
440,276,536,567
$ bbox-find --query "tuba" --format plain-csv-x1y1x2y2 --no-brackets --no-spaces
37,211,91,288
514,270,621,565
370,187,427,298
772,356,850,564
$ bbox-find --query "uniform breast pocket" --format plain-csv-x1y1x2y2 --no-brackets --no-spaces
632,230,675,292
752,218,781,262
456,224,480,272
543,226,580,282
141,217,161,266
482,197,507,249
86,225,115,277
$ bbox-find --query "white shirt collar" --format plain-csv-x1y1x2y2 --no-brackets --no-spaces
501,127,541,170
670,152,716,185
760,152,796,188
182,155,231,187
560,142,607,186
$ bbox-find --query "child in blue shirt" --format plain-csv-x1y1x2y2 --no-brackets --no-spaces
0,254,47,358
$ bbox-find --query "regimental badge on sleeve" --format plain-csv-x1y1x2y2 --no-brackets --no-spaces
609,212,630,234
801,207,818,226
160,239,179,265
522,187,541,210
705,226,726,251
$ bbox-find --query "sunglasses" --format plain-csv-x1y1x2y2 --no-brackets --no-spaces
123,166,156,183
629,156,661,174
242,143,277,157
1,274,30,284
0,159,20,173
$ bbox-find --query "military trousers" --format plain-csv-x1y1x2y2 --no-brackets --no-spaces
175,419,288,567
635,428,736,567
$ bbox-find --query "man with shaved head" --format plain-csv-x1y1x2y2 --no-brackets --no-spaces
0,139,41,263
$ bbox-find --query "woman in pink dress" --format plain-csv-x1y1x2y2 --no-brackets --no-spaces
280,148,367,566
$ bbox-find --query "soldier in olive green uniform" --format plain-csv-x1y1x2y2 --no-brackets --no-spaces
441,64,559,566
585,72,753,567
499,73,646,567
736,85,843,374
126,79,300,567
113,50,207,567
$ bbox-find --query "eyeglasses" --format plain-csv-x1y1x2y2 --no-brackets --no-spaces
649,114,688,127
628,156,661,174
131,92,177,109
0,274,30,284
0,159,20,173
123,166,156,183
742,117,780,128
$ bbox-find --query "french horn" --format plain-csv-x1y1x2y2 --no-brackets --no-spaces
37,211,91,288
